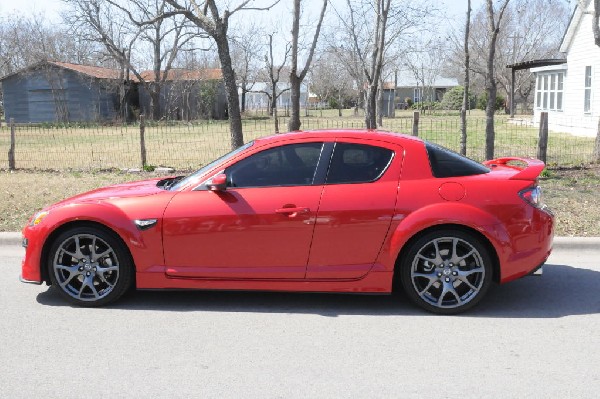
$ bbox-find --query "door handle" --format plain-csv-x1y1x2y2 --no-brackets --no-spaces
275,207,309,216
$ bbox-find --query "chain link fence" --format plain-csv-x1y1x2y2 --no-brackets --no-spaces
1,114,596,171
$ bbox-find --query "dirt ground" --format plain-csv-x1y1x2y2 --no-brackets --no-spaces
1,166,599,236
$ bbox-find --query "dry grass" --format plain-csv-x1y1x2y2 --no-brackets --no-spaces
541,164,600,236
1,166,598,236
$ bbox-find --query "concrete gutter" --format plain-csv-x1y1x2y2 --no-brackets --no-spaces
0,231,597,250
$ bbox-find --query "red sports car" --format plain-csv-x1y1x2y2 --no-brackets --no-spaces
20,130,554,314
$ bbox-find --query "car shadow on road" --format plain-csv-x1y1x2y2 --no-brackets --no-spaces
36,264,600,318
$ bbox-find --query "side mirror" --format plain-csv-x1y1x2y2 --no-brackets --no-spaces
206,173,227,191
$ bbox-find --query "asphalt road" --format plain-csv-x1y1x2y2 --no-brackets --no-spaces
1,244,599,398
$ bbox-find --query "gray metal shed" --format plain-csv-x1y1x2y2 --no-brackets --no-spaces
0,61,123,123
138,68,228,120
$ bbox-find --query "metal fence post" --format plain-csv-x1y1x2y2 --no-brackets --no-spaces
8,118,15,170
139,114,147,168
412,111,420,136
537,112,548,164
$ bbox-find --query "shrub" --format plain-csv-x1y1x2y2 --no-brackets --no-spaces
477,92,505,111
440,86,476,110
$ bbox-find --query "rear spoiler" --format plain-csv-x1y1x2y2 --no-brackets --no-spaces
482,157,545,181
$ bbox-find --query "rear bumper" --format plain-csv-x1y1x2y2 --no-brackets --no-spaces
498,207,554,283
19,275,42,285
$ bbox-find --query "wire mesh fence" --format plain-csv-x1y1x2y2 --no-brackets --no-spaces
1,114,596,171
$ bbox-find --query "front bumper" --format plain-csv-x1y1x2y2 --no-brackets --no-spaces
21,227,46,284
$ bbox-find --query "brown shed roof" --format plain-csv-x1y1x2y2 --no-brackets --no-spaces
48,61,124,79
0,61,223,83
139,68,223,81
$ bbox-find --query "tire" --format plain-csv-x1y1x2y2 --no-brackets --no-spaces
47,225,134,307
399,229,493,315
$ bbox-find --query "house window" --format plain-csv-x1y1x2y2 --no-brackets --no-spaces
413,88,422,103
535,72,564,111
584,66,592,113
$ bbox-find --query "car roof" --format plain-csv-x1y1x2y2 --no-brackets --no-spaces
253,129,425,146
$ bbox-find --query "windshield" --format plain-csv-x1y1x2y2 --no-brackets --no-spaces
170,141,254,190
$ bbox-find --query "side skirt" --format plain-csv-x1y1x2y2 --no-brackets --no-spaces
135,270,394,293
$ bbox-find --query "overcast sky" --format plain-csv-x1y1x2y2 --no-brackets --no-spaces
0,0,488,24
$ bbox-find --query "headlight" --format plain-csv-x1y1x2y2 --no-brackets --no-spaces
29,211,49,227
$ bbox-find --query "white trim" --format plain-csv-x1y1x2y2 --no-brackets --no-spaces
584,65,593,114
559,0,589,53
531,64,567,73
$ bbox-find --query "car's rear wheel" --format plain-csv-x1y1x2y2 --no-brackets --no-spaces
400,229,492,314
48,226,133,306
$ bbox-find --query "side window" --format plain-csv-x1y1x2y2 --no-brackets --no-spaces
225,143,323,188
326,143,394,184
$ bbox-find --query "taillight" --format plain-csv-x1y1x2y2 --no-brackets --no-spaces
519,186,543,208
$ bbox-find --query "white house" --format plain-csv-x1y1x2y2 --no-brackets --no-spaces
531,0,600,137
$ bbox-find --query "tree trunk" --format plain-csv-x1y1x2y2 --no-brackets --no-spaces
460,0,471,156
484,0,510,160
215,31,244,149
485,85,497,160
485,4,498,160
288,75,302,131
149,84,161,121
376,80,383,127
241,88,247,113
365,85,378,129
287,0,326,133
273,104,280,134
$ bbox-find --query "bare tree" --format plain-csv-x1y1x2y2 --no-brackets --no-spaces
461,0,472,156
349,0,390,129
258,34,291,133
158,1,280,149
331,0,432,128
325,44,365,116
445,0,569,118
287,0,327,132
309,52,354,116
65,0,204,120
496,2,568,112
484,0,511,160
0,13,101,77
404,37,449,112
231,23,263,114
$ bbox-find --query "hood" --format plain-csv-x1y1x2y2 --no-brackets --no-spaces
50,177,167,209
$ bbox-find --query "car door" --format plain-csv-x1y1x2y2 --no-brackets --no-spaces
162,141,327,279
306,139,403,279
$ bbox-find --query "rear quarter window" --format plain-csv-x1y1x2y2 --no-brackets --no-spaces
425,142,489,178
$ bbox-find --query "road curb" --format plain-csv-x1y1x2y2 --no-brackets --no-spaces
0,232,21,246
0,232,598,250
552,237,600,251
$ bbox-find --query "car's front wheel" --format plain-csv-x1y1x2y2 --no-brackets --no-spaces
48,226,133,306
400,229,493,314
